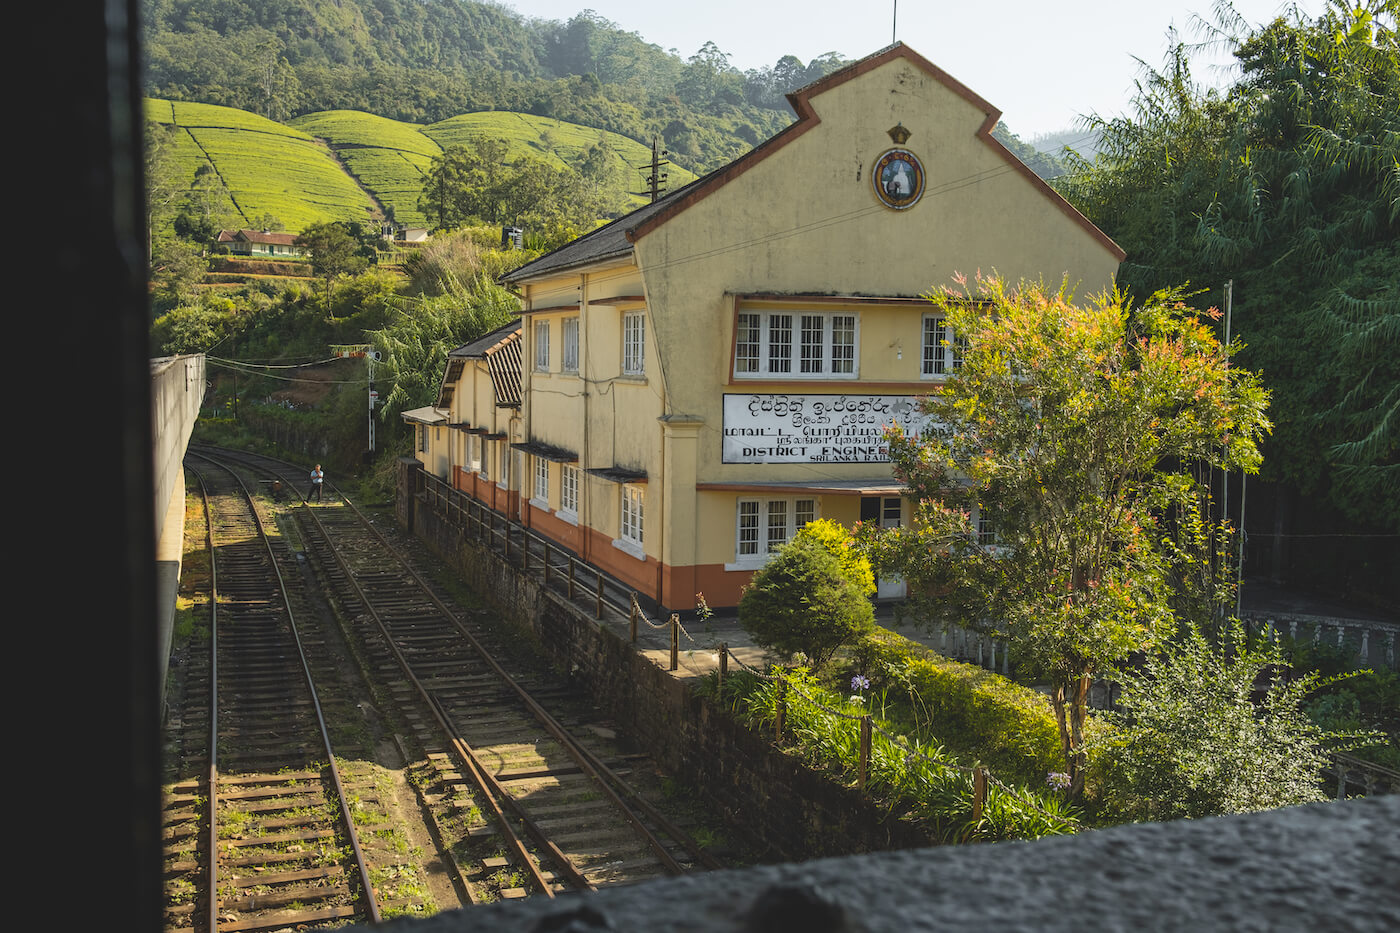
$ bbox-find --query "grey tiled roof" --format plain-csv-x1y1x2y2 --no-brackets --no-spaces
448,318,521,358
499,183,696,284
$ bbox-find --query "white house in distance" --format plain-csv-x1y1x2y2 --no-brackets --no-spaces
407,42,1123,612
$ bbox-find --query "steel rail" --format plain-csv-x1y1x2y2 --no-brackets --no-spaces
290,494,567,896
195,446,720,874
332,477,723,873
307,483,693,876
188,453,383,927
189,467,221,933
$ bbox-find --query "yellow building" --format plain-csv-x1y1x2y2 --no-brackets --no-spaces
410,43,1123,612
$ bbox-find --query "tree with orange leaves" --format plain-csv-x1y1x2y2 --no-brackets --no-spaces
857,275,1271,796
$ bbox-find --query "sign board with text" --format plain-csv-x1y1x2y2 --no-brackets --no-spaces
722,394,932,464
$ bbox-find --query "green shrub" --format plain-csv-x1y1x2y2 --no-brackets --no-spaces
735,667,1079,842
738,534,875,668
855,629,1071,788
798,518,875,596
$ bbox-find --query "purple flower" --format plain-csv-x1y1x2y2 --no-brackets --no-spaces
851,674,871,692
1046,771,1071,790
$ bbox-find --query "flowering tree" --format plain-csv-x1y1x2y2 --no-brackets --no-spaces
857,276,1271,794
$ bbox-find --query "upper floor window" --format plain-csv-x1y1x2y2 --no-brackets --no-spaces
623,311,645,376
736,311,857,379
562,317,579,373
534,320,551,372
922,315,963,378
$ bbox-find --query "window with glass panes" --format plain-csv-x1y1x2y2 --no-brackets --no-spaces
922,315,963,377
562,317,579,372
560,464,579,516
534,320,550,371
533,458,549,503
623,311,645,375
620,485,644,545
735,311,856,378
736,497,817,560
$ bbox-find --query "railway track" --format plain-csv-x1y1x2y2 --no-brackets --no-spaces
175,446,723,907
163,455,381,932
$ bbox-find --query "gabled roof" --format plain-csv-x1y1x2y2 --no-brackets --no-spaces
448,318,521,359
499,188,689,285
501,42,1121,286
436,318,523,410
220,229,300,247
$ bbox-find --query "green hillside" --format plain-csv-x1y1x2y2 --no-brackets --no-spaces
148,99,381,233
421,112,696,211
149,99,698,236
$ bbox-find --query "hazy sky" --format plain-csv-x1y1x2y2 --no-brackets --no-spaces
502,0,1322,139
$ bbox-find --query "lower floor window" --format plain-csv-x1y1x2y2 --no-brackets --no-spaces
620,485,644,547
560,464,579,517
533,458,549,503
736,497,817,560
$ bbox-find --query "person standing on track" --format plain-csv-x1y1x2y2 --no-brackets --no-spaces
308,464,324,503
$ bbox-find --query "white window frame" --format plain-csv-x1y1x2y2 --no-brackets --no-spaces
562,317,579,373
727,497,818,570
558,464,579,523
418,425,428,452
499,446,513,490
479,439,490,481
622,311,645,376
468,434,481,472
614,484,645,559
534,320,551,372
734,310,858,379
922,314,963,378
531,458,550,510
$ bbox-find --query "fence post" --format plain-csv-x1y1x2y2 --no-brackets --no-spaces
973,767,988,823
521,528,529,572
504,522,512,561
568,559,576,599
595,573,604,619
629,595,639,644
543,542,550,586
859,716,872,790
718,642,728,690
775,678,786,742
669,614,679,671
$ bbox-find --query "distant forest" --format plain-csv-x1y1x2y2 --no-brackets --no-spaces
141,0,1067,176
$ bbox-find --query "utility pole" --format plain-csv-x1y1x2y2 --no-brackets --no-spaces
644,137,669,203
332,344,381,453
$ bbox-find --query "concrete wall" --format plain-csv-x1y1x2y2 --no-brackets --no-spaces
151,354,205,703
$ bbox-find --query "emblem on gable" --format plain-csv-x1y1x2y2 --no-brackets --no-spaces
872,148,924,211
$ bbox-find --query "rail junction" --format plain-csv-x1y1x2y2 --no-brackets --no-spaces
162,447,723,932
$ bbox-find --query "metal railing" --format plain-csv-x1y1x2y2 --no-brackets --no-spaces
420,472,658,627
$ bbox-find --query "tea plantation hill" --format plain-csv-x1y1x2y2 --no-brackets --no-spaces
147,98,697,237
